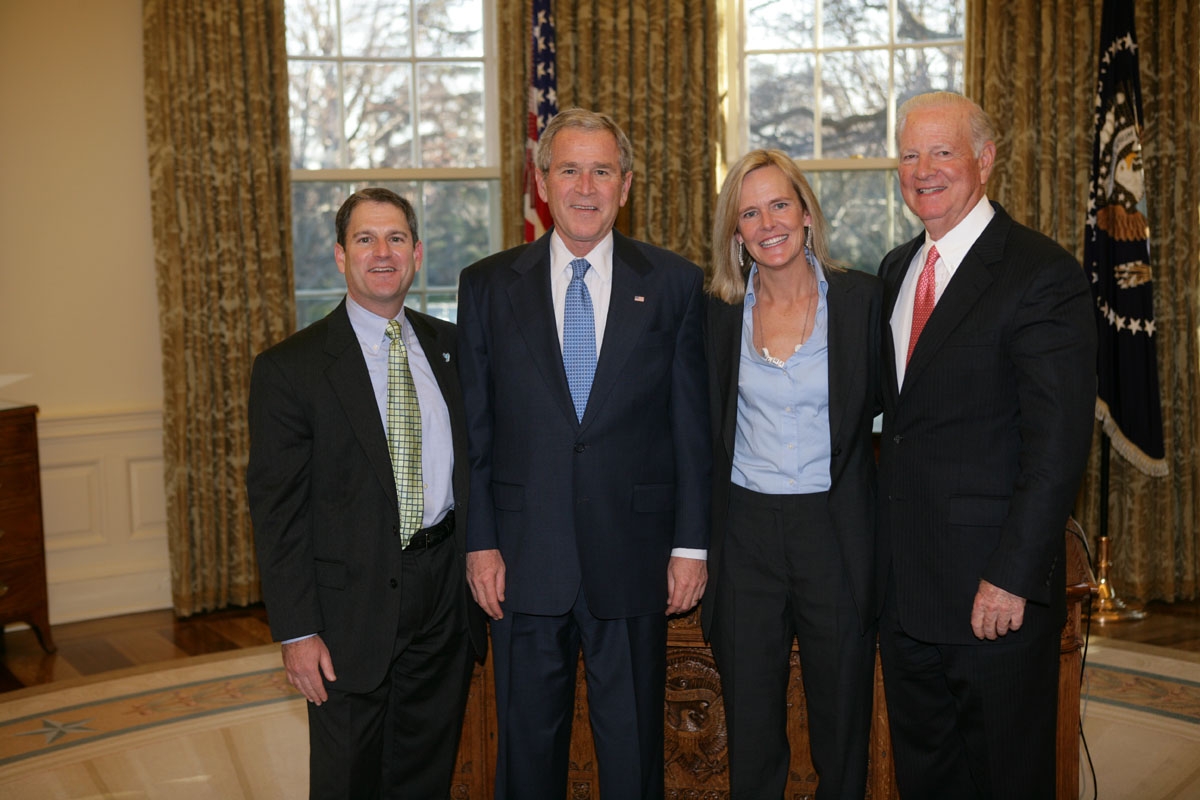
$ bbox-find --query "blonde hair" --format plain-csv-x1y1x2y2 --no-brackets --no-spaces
709,149,842,304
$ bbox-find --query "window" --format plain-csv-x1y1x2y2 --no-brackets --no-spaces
286,0,501,325
729,0,966,272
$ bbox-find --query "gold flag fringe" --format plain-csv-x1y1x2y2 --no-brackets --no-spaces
1095,398,1169,477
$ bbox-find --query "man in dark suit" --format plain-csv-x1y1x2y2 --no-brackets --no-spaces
246,188,486,799
876,92,1096,800
457,108,710,800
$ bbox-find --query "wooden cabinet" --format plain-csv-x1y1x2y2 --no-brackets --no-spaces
450,523,1093,798
0,403,55,653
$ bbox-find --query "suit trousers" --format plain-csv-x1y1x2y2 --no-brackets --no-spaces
306,533,475,800
489,588,668,800
878,574,1059,800
709,485,876,800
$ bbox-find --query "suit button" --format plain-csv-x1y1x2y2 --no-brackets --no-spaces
392,525,399,537
574,443,585,453
893,435,903,444
831,447,842,457
389,578,398,589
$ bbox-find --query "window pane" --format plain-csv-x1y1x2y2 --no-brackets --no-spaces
820,50,889,157
810,170,925,273
290,60,341,169
421,181,493,288
822,0,888,47
293,181,347,328
286,0,337,56
894,46,964,110
745,0,816,50
417,63,486,167
344,62,414,168
416,0,484,58
748,53,815,158
896,0,964,42
420,291,459,323
341,0,411,58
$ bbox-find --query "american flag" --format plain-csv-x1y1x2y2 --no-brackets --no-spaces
1086,0,1166,476
524,0,557,242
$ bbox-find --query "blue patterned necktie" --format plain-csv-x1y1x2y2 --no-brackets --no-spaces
563,257,596,423
384,320,423,544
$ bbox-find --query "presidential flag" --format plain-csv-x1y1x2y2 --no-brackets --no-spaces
524,0,558,242
1086,0,1167,476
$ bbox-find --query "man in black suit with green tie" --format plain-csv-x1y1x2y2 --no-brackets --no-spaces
247,188,486,799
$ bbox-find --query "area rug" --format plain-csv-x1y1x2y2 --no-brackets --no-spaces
0,644,308,798
1,638,1197,799
1080,638,1200,800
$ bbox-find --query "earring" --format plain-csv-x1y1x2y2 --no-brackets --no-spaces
737,241,745,268
805,226,813,251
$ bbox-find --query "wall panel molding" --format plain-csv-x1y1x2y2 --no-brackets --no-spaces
36,409,171,623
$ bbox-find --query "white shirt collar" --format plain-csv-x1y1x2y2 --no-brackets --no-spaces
549,230,614,281
924,195,995,274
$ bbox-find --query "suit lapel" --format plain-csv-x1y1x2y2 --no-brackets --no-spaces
903,209,1010,387
709,295,744,460
584,233,653,428
324,301,396,505
504,235,579,425
882,237,923,402
824,271,857,447
407,308,467,499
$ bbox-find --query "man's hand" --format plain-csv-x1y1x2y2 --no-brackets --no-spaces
666,556,707,615
971,579,1027,640
281,635,336,705
467,548,507,620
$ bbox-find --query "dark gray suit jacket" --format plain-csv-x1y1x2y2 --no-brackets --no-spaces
877,203,1096,646
702,267,883,637
457,230,711,619
246,299,486,693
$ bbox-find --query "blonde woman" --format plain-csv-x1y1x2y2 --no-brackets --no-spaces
701,150,882,799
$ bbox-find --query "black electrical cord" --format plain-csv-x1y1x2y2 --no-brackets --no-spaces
1071,523,1099,800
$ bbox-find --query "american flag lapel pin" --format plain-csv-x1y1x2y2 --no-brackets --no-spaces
634,295,645,303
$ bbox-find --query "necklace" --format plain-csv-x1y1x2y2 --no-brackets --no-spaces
753,284,816,366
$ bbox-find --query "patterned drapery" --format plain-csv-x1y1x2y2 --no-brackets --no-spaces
144,0,294,615
498,0,719,267
968,0,1200,600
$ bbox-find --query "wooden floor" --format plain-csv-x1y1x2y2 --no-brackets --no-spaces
1,599,1198,695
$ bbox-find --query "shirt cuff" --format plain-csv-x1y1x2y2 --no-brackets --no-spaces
671,547,707,561
282,633,317,644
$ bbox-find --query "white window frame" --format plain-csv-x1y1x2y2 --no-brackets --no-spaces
287,0,502,322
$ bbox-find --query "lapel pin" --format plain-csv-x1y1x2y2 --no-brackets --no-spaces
634,295,645,303
443,352,451,362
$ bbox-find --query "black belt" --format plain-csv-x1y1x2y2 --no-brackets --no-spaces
405,510,455,551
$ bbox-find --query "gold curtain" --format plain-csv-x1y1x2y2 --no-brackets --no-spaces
497,0,719,267
968,0,1200,601
144,0,294,615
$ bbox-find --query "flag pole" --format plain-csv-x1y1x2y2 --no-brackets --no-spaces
1091,437,1146,624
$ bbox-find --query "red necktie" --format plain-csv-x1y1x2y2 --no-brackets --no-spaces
906,245,939,366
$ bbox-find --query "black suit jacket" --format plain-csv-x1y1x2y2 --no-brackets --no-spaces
877,203,1096,646
246,299,486,693
702,267,883,637
456,230,711,619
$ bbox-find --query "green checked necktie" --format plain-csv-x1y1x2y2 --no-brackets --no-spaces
385,320,423,545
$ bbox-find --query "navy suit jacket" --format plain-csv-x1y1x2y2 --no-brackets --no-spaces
877,203,1096,646
702,267,882,637
246,299,487,693
456,230,711,619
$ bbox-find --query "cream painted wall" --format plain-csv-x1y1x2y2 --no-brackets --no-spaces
0,0,162,418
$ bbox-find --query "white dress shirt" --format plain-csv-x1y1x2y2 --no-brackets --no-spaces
891,196,996,386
